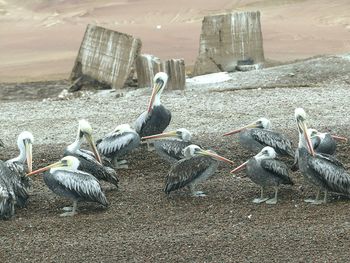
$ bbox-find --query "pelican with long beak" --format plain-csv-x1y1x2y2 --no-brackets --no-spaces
4,131,33,208
134,72,171,139
231,146,293,204
295,108,350,204
165,145,234,197
27,156,108,217
141,128,193,163
65,120,118,188
223,118,294,157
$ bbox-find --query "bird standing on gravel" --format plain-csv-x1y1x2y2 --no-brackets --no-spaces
223,118,294,157
164,145,234,197
96,123,140,169
134,72,171,139
27,156,108,217
231,146,293,204
141,128,193,164
295,108,350,204
0,131,33,219
65,120,119,188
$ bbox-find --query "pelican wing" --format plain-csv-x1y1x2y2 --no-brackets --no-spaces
251,129,294,156
134,111,149,134
261,159,293,185
155,140,192,161
0,161,15,219
164,156,210,193
4,161,30,207
52,170,108,206
308,155,350,194
96,132,138,156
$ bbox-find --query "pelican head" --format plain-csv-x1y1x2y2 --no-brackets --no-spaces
223,117,271,136
295,108,315,156
79,119,93,136
12,131,34,173
254,146,276,161
147,72,168,112
182,145,234,165
141,128,192,142
76,119,102,164
231,146,276,174
27,156,80,176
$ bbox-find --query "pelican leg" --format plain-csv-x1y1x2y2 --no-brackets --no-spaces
60,201,78,217
323,190,328,204
112,157,129,169
266,187,278,205
146,141,155,152
253,187,269,204
304,189,324,205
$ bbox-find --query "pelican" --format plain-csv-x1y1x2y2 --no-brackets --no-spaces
134,72,171,138
141,128,193,163
96,124,140,169
292,128,348,171
65,120,118,187
164,145,234,197
0,131,33,219
223,118,294,157
231,146,293,204
0,139,4,148
295,108,350,204
27,156,108,217
4,131,33,207
308,128,347,155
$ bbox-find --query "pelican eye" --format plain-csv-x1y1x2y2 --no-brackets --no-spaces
61,160,68,166
155,79,164,86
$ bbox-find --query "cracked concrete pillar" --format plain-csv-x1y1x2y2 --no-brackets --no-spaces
193,11,264,76
135,54,163,89
70,24,142,89
164,59,185,90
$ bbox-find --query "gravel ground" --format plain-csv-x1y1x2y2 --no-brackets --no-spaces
1,55,350,262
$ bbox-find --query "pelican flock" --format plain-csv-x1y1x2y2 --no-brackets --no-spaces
2,70,350,220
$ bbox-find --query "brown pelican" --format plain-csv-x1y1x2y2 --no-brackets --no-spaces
65,120,118,187
164,145,234,196
295,108,350,204
141,128,193,163
292,128,348,171
223,118,294,157
134,72,171,138
0,131,33,219
231,146,293,204
96,124,140,169
27,156,108,217
308,128,347,155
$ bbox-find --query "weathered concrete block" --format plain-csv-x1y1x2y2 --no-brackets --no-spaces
70,24,142,89
135,54,163,89
164,59,185,90
193,11,264,76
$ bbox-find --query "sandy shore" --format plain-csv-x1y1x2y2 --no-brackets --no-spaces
1,0,350,82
